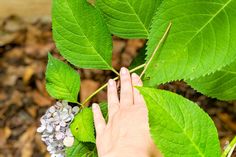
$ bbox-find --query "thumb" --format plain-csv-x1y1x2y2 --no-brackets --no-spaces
92,103,106,136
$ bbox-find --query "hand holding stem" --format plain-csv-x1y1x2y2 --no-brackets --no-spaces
92,67,162,157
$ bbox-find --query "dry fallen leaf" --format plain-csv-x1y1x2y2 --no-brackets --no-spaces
36,79,50,97
97,90,107,103
25,25,42,45
32,90,52,107
17,125,36,157
6,65,25,79
112,40,125,70
23,66,35,85
8,90,23,107
4,48,24,60
80,79,100,106
126,39,144,57
0,32,21,46
0,127,11,146
21,142,33,157
3,16,26,32
218,112,236,132
35,134,47,154
2,74,18,86
26,106,37,118
0,91,7,101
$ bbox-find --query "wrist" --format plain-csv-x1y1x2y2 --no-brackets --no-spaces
101,150,149,157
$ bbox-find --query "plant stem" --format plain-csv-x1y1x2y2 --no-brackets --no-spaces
129,63,146,73
76,102,83,106
140,22,172,79
81,63,146,106
111,67,120,76
221,136,236,157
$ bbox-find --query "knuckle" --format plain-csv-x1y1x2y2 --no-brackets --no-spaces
121,75,130,83
122,90,131,96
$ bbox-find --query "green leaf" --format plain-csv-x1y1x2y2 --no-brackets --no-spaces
97,0,162,38
129,46,146,75
137,87,221,157
100,102,108,122
187,59,236,101
144,0,236,86
52,0,113,70
66,139,98,157
46,53,80,103
70,108,95,143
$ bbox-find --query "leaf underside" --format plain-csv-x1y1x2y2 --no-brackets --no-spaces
97,0,162,38
138,87,221,157
187,58,236,101
52,0,113,70
144,0,236,86
46,54,80,103
70,108,95,143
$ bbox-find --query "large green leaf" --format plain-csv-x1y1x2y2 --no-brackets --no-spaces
100,102,108,122
137,87,221,157
129,46,146,75
97,0,162,38
66,139,98,157
187,58,236,101
52,0,113,70
70,108,95,143
46,53,80,103
144,0,236,86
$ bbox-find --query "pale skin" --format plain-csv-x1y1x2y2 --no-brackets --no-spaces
92,67,162,157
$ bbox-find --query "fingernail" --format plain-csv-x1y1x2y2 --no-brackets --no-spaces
131,73,139,78
108,79,114,86
92,103,98,112
121,67,127,75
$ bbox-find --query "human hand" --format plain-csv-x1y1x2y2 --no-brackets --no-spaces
92,67,162,157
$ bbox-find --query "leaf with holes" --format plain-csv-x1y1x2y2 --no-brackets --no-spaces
52,0,114,70
46,53,80,103
70,108,95,143
187,58,236,101
144,0,236,86
137,87,221,157
97,0,162,38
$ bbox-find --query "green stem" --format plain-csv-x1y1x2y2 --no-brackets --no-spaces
140,22,172,79
221,136,236,157
76,102,83,106
111,67,120,76
81,64,146,106
129,63,146,73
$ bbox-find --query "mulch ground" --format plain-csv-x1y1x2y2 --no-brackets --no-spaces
0,16,235,157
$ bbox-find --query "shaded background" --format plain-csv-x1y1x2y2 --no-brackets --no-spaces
0,1,235,157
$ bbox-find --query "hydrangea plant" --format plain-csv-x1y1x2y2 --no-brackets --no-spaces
38,0,236,156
